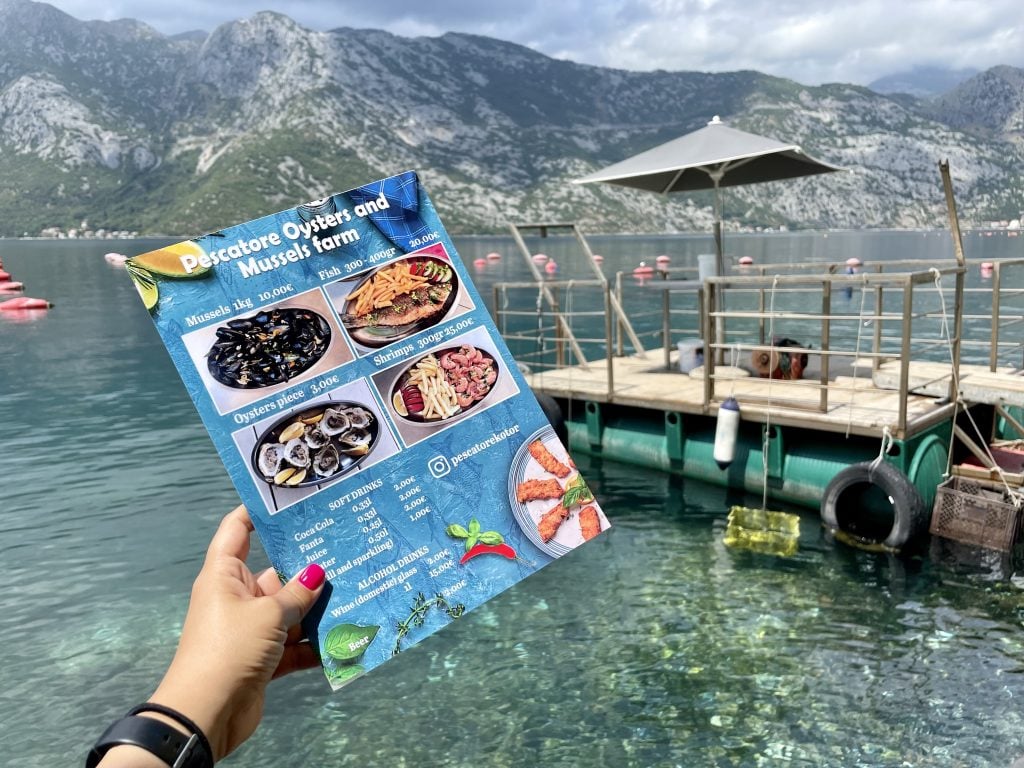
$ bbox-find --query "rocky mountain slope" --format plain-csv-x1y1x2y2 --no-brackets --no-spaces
0,0,1022,236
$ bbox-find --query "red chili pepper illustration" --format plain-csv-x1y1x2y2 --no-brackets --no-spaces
460,542,517,564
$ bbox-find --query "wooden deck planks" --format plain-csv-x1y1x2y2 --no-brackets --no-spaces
870,360,1024,406
526,352,951,438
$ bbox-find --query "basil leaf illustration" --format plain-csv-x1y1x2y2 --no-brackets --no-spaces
324,623,380,661
325,664,364,686
478,531,504,545
562,475,595,508
469,518,481,536
446,523,470,539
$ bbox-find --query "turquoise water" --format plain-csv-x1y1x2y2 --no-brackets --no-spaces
3,235,1024,767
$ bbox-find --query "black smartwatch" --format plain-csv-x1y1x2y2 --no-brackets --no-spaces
86,710,213,768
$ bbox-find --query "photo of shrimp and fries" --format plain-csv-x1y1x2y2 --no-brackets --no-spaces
391,344,499,423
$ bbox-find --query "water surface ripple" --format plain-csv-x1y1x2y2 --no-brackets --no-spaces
2,237,1024,767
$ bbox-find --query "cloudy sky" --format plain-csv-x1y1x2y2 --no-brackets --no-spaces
42,0,1024,85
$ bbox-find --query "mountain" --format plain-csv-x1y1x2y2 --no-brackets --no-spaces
868,66,978,98
927,66,1024,146
1,0,1023,237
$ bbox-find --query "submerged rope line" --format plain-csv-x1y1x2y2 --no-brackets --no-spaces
762,275,779,512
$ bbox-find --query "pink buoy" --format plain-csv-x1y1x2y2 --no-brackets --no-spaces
738,256,754,266
545,260,558,274
532,253,549,264
104,252,128,266
633,262,655,276
0,296,52,311
486,251,502,261
845,257,862,267
655,255,671,265
0,280,24,291
981,262,994,270
473,258,487,269
0,270,11,281
592,253,604,264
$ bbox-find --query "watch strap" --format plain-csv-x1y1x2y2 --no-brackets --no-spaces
86,714,209,768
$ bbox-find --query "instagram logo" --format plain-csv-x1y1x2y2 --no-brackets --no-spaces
427,455,452,478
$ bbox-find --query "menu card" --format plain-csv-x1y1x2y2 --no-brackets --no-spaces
127,171,609,688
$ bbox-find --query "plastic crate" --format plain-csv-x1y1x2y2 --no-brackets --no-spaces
930,475,1022,551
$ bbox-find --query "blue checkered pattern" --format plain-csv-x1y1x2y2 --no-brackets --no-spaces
349,171,432,250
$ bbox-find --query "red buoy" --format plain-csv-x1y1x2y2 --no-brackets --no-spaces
0,280,25,291
0,270,11,281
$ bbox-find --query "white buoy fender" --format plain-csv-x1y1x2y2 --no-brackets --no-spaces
713,396,741,469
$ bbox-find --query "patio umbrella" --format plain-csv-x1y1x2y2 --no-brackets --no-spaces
574,116,843,275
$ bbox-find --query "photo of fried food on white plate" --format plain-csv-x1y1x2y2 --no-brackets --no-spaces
508,426,610,557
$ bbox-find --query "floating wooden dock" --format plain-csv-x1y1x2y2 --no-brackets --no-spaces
497,223,1024,528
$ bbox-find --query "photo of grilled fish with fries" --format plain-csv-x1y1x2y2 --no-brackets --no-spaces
340,255,458,346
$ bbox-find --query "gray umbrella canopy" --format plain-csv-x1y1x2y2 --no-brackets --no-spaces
574,116,843,272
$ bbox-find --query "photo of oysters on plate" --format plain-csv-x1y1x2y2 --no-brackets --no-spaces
253,403,378,488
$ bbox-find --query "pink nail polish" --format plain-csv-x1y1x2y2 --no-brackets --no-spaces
298,563,325,590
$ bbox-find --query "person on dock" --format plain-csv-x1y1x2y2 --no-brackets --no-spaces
86,505,326,768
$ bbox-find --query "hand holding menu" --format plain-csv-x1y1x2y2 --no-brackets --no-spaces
127,171,609,689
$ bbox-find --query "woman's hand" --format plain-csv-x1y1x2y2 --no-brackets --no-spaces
147,504,325,760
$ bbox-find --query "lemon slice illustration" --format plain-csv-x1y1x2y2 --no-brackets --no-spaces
126,264,159,311
131,240,211,278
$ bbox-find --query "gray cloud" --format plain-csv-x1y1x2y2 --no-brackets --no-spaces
43,0,1024,84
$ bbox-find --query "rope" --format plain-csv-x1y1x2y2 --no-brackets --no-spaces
729,343,740,397
845,272,870,438
534,282,546,367
564,279,575,433
869,426,893,473
762,275,779,512
930,268,1024,505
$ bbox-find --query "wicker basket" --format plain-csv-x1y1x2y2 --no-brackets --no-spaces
930,476,1022,551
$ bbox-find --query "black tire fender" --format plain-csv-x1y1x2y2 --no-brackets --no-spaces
821,461,928,549
533,391,568,446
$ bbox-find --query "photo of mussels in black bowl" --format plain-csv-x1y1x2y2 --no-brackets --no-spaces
252,402,379,488
206,307,332,389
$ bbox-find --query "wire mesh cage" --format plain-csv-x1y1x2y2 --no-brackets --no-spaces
930,475,1022,551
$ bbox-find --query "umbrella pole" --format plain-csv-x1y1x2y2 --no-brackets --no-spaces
712,177,726,363
713,175,725,276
